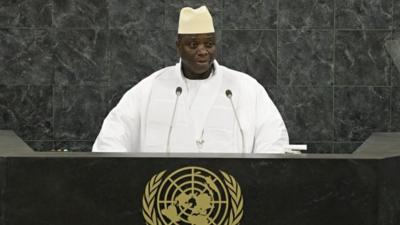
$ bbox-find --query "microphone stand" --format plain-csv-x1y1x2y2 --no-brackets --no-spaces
225,90,245,153
166,87,182,153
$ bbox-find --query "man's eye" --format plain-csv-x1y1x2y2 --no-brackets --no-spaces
188,42,198,48
206,42,215,48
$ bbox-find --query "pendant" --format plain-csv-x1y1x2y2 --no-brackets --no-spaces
196,139,205,149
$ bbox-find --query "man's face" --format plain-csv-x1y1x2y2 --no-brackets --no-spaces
176,33,216,76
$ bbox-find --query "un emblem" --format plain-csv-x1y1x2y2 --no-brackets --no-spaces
142,166,243,225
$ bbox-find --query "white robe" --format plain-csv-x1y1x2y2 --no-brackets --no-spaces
93,60,289,153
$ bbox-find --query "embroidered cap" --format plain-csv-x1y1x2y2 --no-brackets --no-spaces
178,6,215,34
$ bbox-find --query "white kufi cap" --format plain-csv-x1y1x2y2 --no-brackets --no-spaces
178,6,215,34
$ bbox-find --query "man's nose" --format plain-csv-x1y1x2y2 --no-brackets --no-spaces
197,44,208,55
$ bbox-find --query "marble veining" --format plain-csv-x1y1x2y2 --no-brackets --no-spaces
221,30,277,86
391,87,400,132
109,29,166,86
336,0,392,29
0,1,399,151
106,84,132,111
334,87,390,142
390,31,400,87
53,0,108,28
0,29,53,85
391,61,400,87
278,29,334,86
109,0,164,29
163,29,181,67
394,0,400,29
0,85,53,140
268,86,333,143
54,29,108,86
53,85,107,141
335,30,391,86
279,0,333,29
0,0,52,27
54,141,94,152
223,0,277,29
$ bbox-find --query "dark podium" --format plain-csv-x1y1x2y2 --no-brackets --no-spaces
0,130,399,225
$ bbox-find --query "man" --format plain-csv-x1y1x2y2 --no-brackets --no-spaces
93,6,289,153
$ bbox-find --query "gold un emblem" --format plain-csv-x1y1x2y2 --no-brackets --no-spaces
142,166,244,225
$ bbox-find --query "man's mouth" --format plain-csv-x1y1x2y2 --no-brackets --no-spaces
196,60,209,64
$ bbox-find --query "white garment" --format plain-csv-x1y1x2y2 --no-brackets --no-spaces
182,70,214,143
93,60,289,153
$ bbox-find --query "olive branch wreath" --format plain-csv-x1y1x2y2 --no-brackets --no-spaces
142,170,243,225
142,171,165,225
221,171,244,225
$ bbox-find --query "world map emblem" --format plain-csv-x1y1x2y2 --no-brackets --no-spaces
142,166,243,225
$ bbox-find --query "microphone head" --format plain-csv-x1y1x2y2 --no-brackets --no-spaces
176,87,182,96
225,89,232,98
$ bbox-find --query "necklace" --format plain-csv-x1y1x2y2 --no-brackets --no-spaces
180,67,215,150
196,129,205,149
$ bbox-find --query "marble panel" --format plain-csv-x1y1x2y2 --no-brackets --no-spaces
163,30,181,67
53,0,108,28
25,141,54,151
278,29,334,86
223,0,276,29
268,86,333,142
165,0,222,30
106,85,132,111
0,85,53,140
109,0,164,29
391,61,400,86
335,31,391,86
55,141,94,152
109,29,166,86
54,85,107,141
278,0,333,29
54,29,108,86
0,0,52,27
394,0,400,30
0,29,53,85
334,87,390,142
301,142,333,154
336,0,392,29
221,30,277,86
3,157,377,225
333,142,363,154
389,31,400,86
391,87,400,132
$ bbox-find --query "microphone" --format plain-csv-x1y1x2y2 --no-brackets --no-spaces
225,89,245,153
176,87,182,95
166,87,182,153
